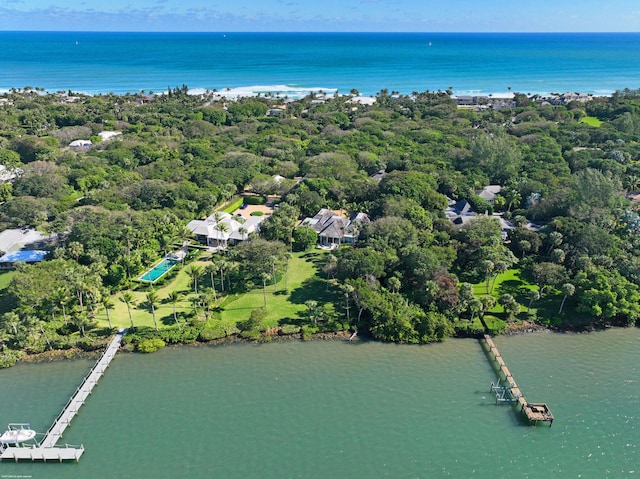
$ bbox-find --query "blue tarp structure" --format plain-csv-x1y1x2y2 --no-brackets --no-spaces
0,250,47,264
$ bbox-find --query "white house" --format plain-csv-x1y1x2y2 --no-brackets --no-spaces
69,139,92,148
186,212,265,250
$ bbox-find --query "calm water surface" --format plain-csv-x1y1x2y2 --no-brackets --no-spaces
1,328,640,478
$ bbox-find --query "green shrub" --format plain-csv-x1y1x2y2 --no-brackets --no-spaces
243,195,266,205
250,211,264,216
238,307,267,331
301,325,318,340
136,338,166,353
159,326,200,344
240,329,262,340
280,324,301,335
0,350,24,368
199,320,240,341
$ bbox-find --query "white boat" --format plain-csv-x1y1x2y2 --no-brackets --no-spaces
0,424,37,445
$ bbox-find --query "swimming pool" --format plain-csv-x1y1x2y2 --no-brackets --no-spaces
138,258,179,283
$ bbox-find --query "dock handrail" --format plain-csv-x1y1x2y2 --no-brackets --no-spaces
40,329,126,447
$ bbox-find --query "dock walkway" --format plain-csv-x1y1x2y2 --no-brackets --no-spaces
1,329,127,462
482,334,554,426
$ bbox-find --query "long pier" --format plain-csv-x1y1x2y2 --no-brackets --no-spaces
1,329,127,462
482,334,554,426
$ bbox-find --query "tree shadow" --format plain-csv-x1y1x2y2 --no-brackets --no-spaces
496,279,532,305
159,311,190,327
288,277,336,305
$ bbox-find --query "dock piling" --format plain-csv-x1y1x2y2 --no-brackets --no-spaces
481,334,554,426
1,329,127,462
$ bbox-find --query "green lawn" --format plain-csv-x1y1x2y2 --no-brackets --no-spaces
580,116,603,127
472,268,537,311
93,256,212,329
472,268,574,326
94,249,335,331
219,249,335,327
219,197,244,213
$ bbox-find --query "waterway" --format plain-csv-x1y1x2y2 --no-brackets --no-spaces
1,328,639,478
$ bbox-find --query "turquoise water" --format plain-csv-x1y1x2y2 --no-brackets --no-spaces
138,258,178,283
1,328,640,478
0,32,639,96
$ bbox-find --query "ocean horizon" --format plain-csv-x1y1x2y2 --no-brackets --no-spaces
1,31,639,98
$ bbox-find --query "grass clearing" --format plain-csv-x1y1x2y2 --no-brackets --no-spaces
580,116,603,127
219,197,245,213
220,249,335,327
94,248,336,331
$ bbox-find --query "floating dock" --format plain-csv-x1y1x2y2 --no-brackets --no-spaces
1,329,127,462
482,334,554,426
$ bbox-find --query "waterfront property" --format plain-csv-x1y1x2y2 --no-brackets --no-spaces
187,211,266,250
482,334,554,426
299,209,370,247
0,330,126,463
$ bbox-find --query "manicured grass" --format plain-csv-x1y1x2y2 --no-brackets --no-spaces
472,267,576,325
219,197,244,213
94,249,336,331
472,268,537,312
580,116,603,127
94,256,213,329
219,249,335,327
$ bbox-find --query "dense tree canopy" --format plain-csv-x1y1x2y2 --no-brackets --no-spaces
2,86,640,349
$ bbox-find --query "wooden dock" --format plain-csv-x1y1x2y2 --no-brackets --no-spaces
1,329,127,462
482,334,554,426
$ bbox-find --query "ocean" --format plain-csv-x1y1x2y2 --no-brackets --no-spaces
2,329,640,478
0,32,639,97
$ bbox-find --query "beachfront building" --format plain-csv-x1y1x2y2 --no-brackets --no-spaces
186,212,266,250
299,209,370,247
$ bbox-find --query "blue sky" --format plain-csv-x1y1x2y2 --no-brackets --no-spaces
1,0,639,32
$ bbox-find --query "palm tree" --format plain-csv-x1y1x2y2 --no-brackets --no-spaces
323,254,338,291
205,264,218,301
270,255,278,292
167,290,182,330
185,264,204,295
469,298,483,323
491,261,508,293
388,276,401,294
528,289,540,308
146,290,159,331
261,272,271,307
342,284,355,322
101,295,114,329
238,226,248,242
120,291,136,328
558,283,575,315
72,311,90,338
482,260,494,294
305,300,319,325
53,287,70,324
215,257,228,292
284,253,291,292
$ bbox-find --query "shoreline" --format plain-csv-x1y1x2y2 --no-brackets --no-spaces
0,84,616,100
